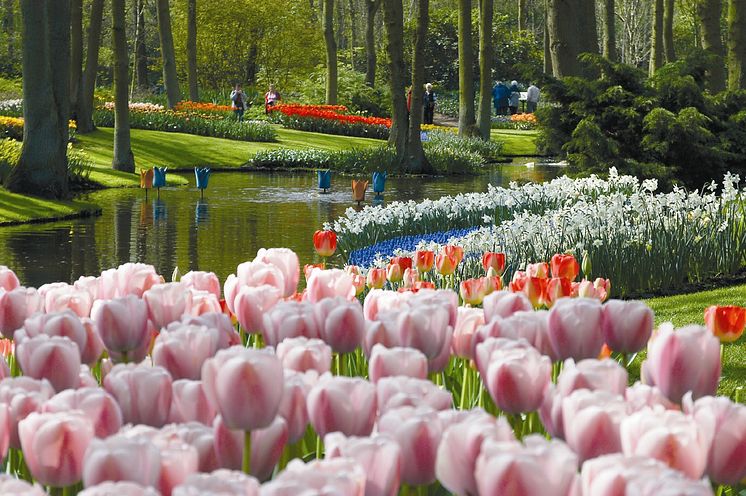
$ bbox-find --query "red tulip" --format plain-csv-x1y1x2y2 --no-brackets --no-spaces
43,387,123,438
325,432,402,496
313,296,365,353
550,253,580,281
481,274,503,295
0,287,42,339
351,274,366,296
460,277,487,306
172,470,259,496
704,305,746,343
313,230,337,258
415,250,435,272
544,277,572,308
390,256,413,273
169,379,217,426
307,374,377,437
16,334,81,393
90,295,150,363
152,324,229,380
601,299,654,354
366,268,387,289
254,248,300,298
412,280,435,291
548,297,605,361
561,389,626,462
104,364,173,427
275,337,332,374
482,290,533,321
83,435,162,488
482,252,506,275
0,377,55,449
368,344,428,383
376,376,453,413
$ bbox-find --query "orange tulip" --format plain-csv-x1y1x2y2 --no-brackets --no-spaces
436,252,457,276
444,245,464,265
482,252,506,275
351,274,366,296
366,268,387,289
412,280,436,292
313,230,337,258
523,276,547,308
140,168,154,189
509,271,527,293
352,180,369,202
704,305,746,343
526,262,549,279
460,278,487,306
415,250,435,272
386,262,403,283
593,278,611,302
550,254,580,281
390,256,413,273
482,274,503,295
544,277,573,308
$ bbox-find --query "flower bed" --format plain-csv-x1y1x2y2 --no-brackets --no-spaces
1,115,78,141
491,113,538,130
0,99,23,118
269,103,390,139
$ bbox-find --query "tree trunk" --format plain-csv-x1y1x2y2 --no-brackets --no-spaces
728,0,746,90
324,0,338,104
246,37,260,85
156,0,181,108
649,0,664,75
518,0,526,31
381,0,407,160
348,0,356,68
458,0,477,136
543,0,552,73
663,0,675,62
70,0,83,118
477,0,493,140
134,0,148,90
6,0,71,199
77,0,103,134
406,0,432,173
549,0,597,77
112,0,135,172
603,0,616,61
365,0,379,86
186,0,198,101
698,0,726,91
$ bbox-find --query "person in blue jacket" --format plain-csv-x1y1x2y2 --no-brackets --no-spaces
491,81,510,116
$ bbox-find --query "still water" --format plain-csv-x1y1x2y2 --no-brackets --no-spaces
0,166,559,288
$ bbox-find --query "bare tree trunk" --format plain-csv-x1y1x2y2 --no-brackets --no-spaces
458,0,478,136
112,0,135,172
7,0,71,198
324,0,338,104
698,0,726,91
77,0,103,134
187,0,198,101
381,0,407,159
549,0,596,77
134,0,148,90
649,0,664,75
518,0,527,30
246,35,260,85
663,0,675,62
477,0,493,140
156,0,181,107
406,0,432,173
70,0,83,118
543,0,552,73
603,0,616,60
365,0,379,86
728,0,746,89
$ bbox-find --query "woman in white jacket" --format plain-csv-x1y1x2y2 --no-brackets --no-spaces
230,84,248,122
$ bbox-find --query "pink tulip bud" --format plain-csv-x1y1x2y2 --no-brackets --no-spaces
178,312,240,349
376,305,451,359
43,387,123,438
548,297,604,361
79,318,104,366
233,285,282,335
261,300,320,347
213,415,288,481
19,411,95,487
153,324,228,380
0,287,42,339
451,307,485,359
475,338,551,414
363,289,412,321
641,324,721,404
482,290,533,321
557,358,628,397
169,379,217,425
275,337,332,374
201,347,284,431
91,295,150,363
143,282,191,330
561,389,626,463
620,407,709,479
223,261,286,314
21,309,87,351
376,376,452,413
43,284,93,317
0,377,55,449
278,370,316,444
172,470,260,496
0,474,47,496
184,289,222,316
624,382,677,412
0,266,20,291
325,432,402,496
0,402,8,462
601,300,654,354
104,364,173,427
313,297,365,353
16,334,81,392
180,271,221,298
261,458,366,496
80,482,161,496
307,374,377,437
306,268,356,303
254,248,300,298
368,344,428,383
83,435,162,488
149,430,200,495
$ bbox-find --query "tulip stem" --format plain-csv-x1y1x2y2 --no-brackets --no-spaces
242,430,252,475
315,435,323,460
459,361,470,410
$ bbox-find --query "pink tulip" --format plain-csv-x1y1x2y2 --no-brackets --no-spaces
180,270,221,298
556,358,628,397
526,262,549,279
366,268,387,290
375,305,451,359
16,334,81,392
362,289,411,321
313,297,365,353
184,289,222,316
91,295,150,363
278,370,317,443
201,346,284,431
368,344,428,383
624,382,677,412
685,395,746,485
307,374,377,437
79,318,104,365
261,458,366,496
73,276,101,301
153,324,228,380
19,411,95,487
376,376,452,413
620,407,709,479
261,300,319,347
150,430,200,495
172,470,260,496
325,432,402,496
581,454,697,496
80,482,161,496
475,338,551,414
275,337,332,374
254,248,300,298
475,435,579,496
451,307,484,359
178,312,240,349
472,310,552,359
143,282,190,330
43,284,93,317
0,377,55,448
0,356,8,380
548,297,604,361
601,300,654,354
78,365,99,388
459,277,487,306
641,323,721,403
0,266,19,291
233,285,282,335
435,414,515,496
83,435,162,488
223,261,286,314
0,475,46,496
43,387,123,438
305,268,356,303
213,415,288,481
104,364,173,427
169,379,217,425
0,402,8,461
21,309,87,350
538,384,566,439
0,287,42,339
99,263,163,299
561,389,627,462
483,290,533,321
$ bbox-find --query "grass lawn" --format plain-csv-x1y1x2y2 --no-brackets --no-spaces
0,189,100,225
491,129,539,156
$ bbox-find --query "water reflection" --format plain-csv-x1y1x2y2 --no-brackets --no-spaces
0,166,560,287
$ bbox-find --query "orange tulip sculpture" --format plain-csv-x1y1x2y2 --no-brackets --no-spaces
352,180,369,204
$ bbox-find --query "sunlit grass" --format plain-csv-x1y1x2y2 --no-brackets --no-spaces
490,129,539,156
0,189,99,225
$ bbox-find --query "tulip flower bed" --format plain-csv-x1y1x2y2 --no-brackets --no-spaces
268,103,391,140
491,113,539,130
0,247,745,496
0,116,77,142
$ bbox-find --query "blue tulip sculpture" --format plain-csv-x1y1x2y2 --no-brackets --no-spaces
420,131,429,142
195,167,211,199
372,171,387,195
153,167,168,198
318,170,332,193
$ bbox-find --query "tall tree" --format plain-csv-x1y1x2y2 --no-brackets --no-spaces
6,0,71,198
603,0,616,60
518,0,526,30
112,0,135,172
324,0,338,103
77,0,104,133
727,0,745,89
134,0,148,90
406,0,431,173
458,0,477,136
156,0,182,107
649,0,664,75
663,0,675,62
549,0,598,77
186,0,198,101
365,0,380,86
698,0,726,91
70,0,83,117
477,0,493,140
381,0,407,158
543,0,552,73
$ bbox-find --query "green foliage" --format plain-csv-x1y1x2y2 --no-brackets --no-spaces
0,78,22,100
423,144,483,175
426,131,503,160
298,65,391,117
0,138,20,183
271,114,389,140
66,144,93,188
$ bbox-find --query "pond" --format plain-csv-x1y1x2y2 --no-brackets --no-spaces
0,165,560,288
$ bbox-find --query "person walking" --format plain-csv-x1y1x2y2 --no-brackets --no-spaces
264,84,281,114
508,80,520,115
526,83,540,113
491,80,510,116
230,84,247,122
423,83,436,125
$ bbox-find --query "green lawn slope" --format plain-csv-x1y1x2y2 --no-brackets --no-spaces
490,129,539,156
0,189,100,225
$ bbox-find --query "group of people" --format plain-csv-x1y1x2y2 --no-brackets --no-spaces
230,84,281,122
492,80,540,115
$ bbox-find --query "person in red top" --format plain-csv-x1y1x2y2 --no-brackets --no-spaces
264,84,281,114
